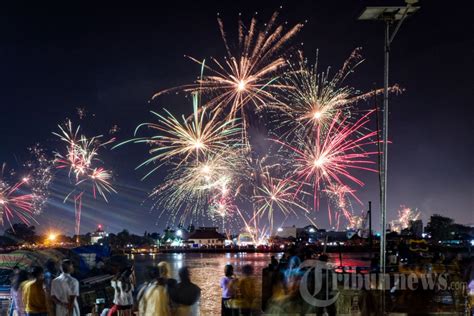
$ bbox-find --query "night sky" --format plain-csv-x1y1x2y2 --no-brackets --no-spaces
0,1,472,235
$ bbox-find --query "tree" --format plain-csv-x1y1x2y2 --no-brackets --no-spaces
4,223,38,243
116,230,131,247
150,232,160,240
425,214,453,241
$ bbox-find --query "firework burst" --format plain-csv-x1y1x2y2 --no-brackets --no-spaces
150,151,244,225
0,165,36,226
275,110,379,212
53,120,116,237
154,12,302,122
120,12,407,231
390,206,421,233
323,183,360,228
24,144,54,214
274,49,402,134
116,93,241,179
252,172,308,230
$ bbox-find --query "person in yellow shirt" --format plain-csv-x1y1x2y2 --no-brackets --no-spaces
238,264,258,316
22,266,48,316
137,267,170,316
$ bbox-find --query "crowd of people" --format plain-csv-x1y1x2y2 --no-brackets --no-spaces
9,259,79,316
6,249,473,316
220,264,259,316
216,250,337,316
7,256,291,316
129,262,201,316
8,259,201,316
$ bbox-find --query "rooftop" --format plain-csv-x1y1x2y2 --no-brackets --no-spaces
187,228,225,240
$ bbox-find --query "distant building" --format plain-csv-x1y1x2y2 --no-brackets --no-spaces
276,226,298,238
297,225,319,243
237,233,254,246
325,231,348,243
409,220,423,238
274,225,327,243
187,227,225,247
90,225,107,244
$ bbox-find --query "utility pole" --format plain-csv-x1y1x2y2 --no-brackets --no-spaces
368,201,372,259
358,0,419,280
358,3,419,313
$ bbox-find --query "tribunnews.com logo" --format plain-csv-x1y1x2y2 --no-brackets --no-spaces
299,260,467,307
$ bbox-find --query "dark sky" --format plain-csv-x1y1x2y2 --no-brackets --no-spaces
0,1,472,235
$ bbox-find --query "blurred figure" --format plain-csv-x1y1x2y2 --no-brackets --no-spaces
170,267,201,316
264,269,300,316
108,268,134,316
158,261,177,288
10,269,29,316
238,264,258,316
137,267,158,314
284,256,302,295
22,266,48,316
44,259,57,316
9,266,21,316
269,256,278,271
118,268,134,315
12,266,20,276
43,260,57,292
107,272,121,316
315,254,337,316
51,259,80,316
278,254,288,271
220,264,237,316
137,267,170,316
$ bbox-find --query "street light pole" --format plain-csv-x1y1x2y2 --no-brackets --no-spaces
381,4,411,278
358,4,419,311
380,18,390,278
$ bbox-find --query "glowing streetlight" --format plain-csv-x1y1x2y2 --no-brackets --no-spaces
47,233,57,243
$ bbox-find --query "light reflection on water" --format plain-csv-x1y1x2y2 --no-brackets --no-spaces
131,252,369,315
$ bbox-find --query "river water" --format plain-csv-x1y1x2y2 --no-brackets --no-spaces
130,252,370,315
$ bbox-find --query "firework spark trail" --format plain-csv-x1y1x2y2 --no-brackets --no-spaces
390,206,421,233
235,206,270,246
150,151,244,225
350,214,365,232
23,144,54,214
323,183,360,227
274,110,379,213
252,172,308,231
53,120,116,237
153,12,302,124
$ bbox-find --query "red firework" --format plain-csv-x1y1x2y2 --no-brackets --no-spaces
0,177,36,226
53,120,116,239
274,110,379,211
